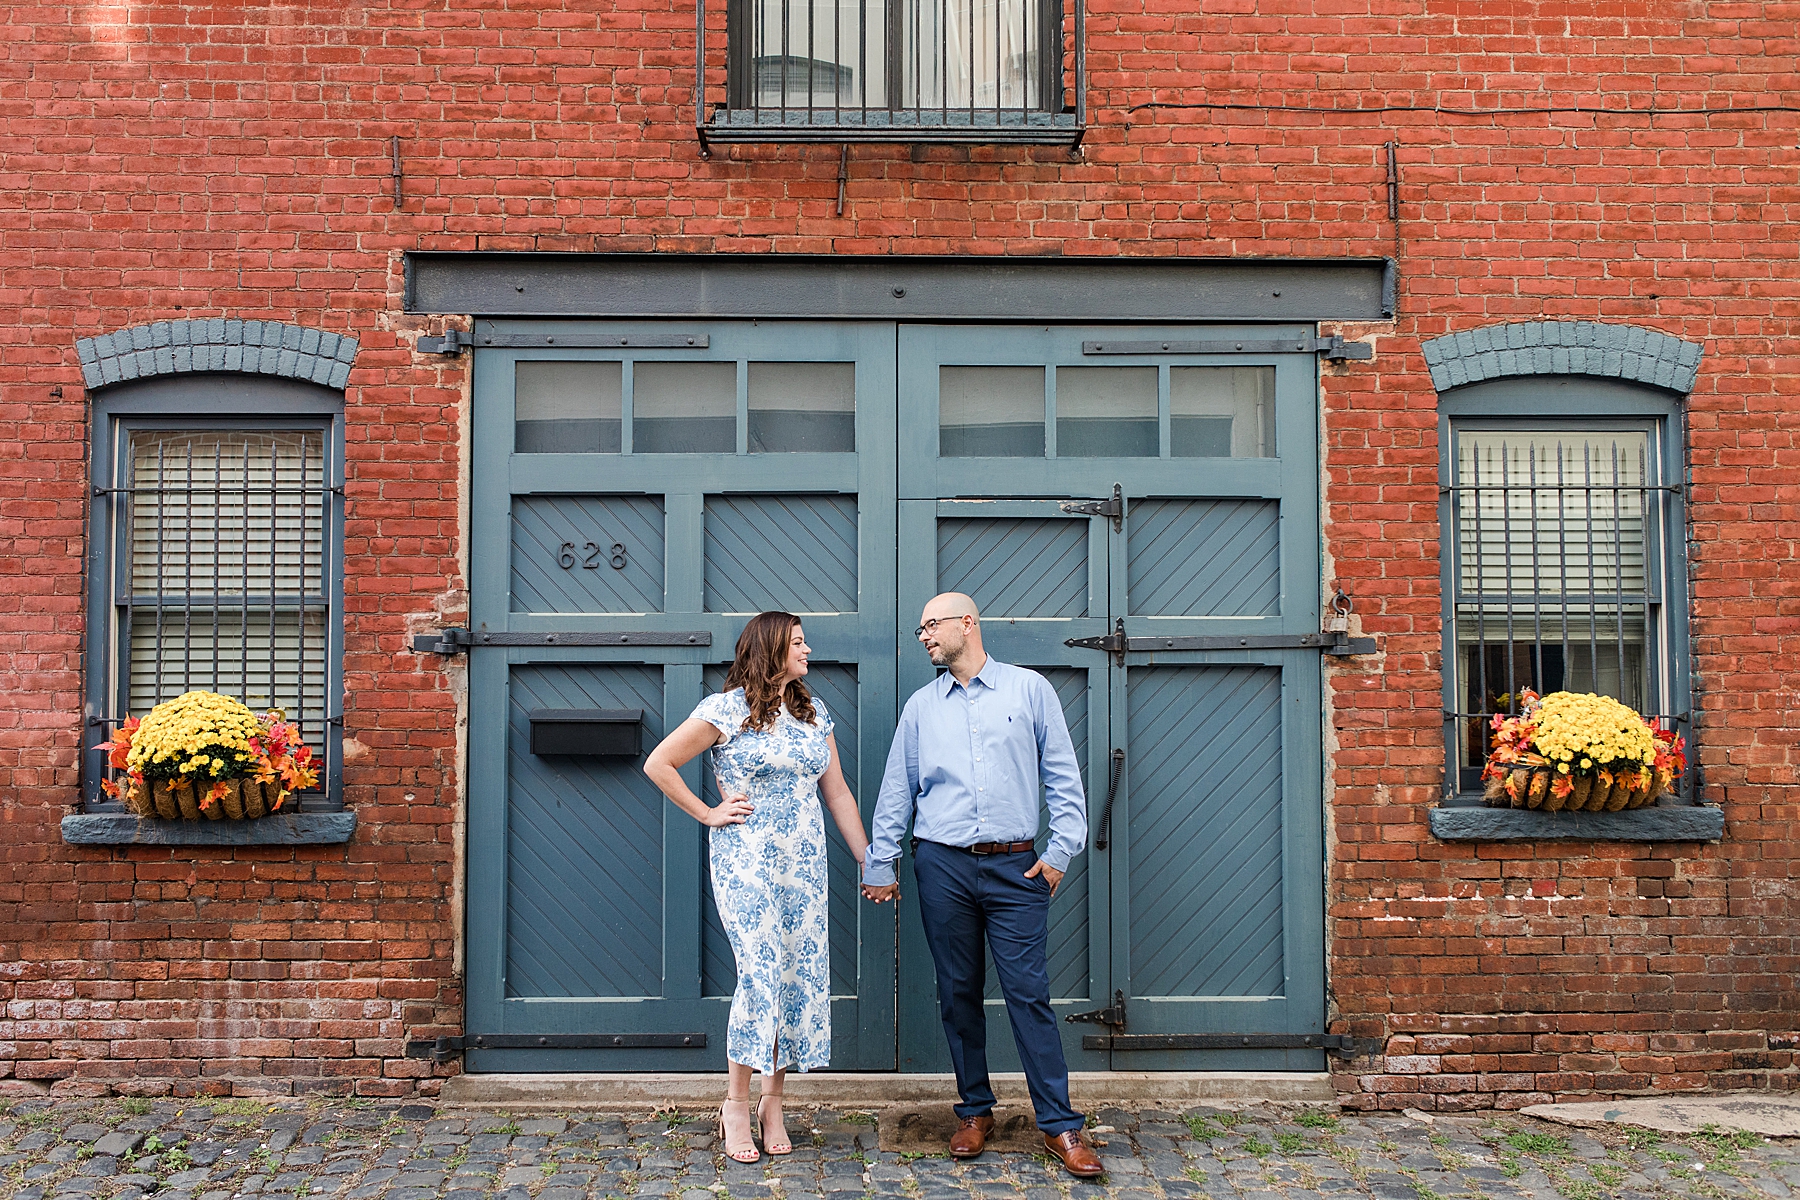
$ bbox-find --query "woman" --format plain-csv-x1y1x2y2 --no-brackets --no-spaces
644,611,870,1164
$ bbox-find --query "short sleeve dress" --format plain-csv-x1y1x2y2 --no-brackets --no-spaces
691,687,835,1074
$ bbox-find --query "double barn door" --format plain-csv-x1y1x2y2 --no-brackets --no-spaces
465,320,1325,1071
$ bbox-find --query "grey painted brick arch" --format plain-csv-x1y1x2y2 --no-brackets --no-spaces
1421,321,1702,394
76,319,358,390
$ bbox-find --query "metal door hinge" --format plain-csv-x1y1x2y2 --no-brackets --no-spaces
418,330,473,355
412,627,472,654
1082,336,1372,361
1065,990,1127,1031
1082,1031,1379,1056
405,1032,708,1062
1059,483,1123,531
1066,617,1128,666
411,629,714,654
1066,625,1376,658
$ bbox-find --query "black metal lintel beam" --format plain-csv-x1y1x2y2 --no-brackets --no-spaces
1084,1033,1369,1055
407,253,1394,323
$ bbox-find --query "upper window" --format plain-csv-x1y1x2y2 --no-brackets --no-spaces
700,0,1084,146
1441,383,1689,798
86,379,344,810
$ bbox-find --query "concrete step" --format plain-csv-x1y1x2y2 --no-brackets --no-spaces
440,1071,1336,1110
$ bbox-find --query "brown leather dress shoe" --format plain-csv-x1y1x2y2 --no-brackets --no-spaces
1043,1130,1105,1177
948,1114,996,1158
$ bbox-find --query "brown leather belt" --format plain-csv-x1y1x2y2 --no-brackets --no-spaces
965,839,1036,856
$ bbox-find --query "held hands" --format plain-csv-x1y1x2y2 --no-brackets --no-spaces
1024,859,1064,897
861,882,899,904
704,791,754,827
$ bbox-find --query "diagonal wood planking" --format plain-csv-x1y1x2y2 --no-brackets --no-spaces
704,496,858,614
1127,499,1280,616
938,518,1088,618
1126,665,1286,999
511,495,665,613
506,664,667,998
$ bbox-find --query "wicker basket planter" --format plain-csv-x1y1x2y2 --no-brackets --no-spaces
97,690,317,821
1483,762,1676,811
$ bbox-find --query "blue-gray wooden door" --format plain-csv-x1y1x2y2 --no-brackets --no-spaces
897,324,1327,1071
465,320,899,1071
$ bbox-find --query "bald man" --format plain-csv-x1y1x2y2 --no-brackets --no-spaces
863,593,1100,1177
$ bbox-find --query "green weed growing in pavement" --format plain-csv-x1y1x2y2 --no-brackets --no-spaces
1187,1116,1222,1140
1276,1132,1306,1153
1505,1132,1572,1159
1496,1153,1524,1179
142,1134,166,1155
839,1111,877,1125
1377,1138,1400,1153
1589,1162,1624,1186
486,1120,523,1135
1428,1133,1450,1146
162,1146,195,1173
1243,1135,1273,1158
1295,1109,1340,1130
1624,1127,1662,1151
250,1146,278,1173
1185,1165,1208,1182
119,1098,153,1116
1554,1178,1602,1200
1216,1111,1245,1129
1651,1148,1690,1164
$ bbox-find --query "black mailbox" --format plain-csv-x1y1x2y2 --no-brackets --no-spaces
529,709,644,757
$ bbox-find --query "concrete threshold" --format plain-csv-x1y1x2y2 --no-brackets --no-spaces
440,1071,1336,1110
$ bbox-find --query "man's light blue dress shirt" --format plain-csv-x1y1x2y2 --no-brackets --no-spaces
864,656,1087,888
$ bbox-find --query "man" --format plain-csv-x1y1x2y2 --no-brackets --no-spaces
862,593,1103,1178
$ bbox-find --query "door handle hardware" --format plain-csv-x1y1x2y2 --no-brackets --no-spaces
1064,990,1127,1031
1081,1032,1377,1056
1065,629,1376,657
1059,483,1123,531
1095,747,1125,850
1082,336,1373,361
411,629,713,654
404,1032,708,1062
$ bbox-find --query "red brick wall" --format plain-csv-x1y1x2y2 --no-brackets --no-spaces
1,0,1796,1098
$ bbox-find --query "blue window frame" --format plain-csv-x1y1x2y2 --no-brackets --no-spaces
1438,377,1692,800
83,375,346,810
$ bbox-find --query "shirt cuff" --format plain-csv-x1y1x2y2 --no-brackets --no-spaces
1040,846,1073,873
863,852,898,887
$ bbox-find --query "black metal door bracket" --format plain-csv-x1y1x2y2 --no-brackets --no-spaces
1082,335,1373,361
1081,1032,1375,1056
1059,483,1123,531
1065,990,1127,1031
411,629,713,654
1065,627,1375,658
405,1032,708,1062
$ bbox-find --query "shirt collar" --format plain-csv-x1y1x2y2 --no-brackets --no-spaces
938,655,1002,697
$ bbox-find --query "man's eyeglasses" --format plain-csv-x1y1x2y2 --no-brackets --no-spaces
914,614,974,639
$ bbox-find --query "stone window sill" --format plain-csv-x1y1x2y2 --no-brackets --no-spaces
1429,799,1722,843
61,812,357,846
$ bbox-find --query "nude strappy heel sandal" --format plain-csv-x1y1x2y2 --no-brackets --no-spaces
756,1094,793,1155
718,1097,760,1163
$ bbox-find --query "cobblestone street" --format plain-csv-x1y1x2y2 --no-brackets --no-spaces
3,1097,1796,1200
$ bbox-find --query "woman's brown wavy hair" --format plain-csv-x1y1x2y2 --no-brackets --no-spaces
725,611,817,732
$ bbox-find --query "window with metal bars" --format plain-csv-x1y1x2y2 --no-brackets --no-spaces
1441,406,1690,799
85,391,343,811
699,0,1083,145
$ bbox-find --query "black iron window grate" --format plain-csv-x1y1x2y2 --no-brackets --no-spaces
699,0,1084,145
97,429,338,810
1445,428,1683,795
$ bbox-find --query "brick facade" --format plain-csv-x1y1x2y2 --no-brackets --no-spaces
2,0,1796,1102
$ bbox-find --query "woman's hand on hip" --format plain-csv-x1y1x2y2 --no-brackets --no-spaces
704,792,754,827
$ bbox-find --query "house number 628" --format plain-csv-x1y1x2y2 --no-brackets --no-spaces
558,542,627,570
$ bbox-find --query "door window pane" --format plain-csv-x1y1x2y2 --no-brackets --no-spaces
1055,366,1157,457
748,362,856,452
1171,366,1274,458
939,365,1044,457
634,362,738,453
515,361,622,453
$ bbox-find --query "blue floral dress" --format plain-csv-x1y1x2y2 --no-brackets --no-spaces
693,688,834,1074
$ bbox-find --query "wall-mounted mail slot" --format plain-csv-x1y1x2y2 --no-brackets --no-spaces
529,709,644,758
